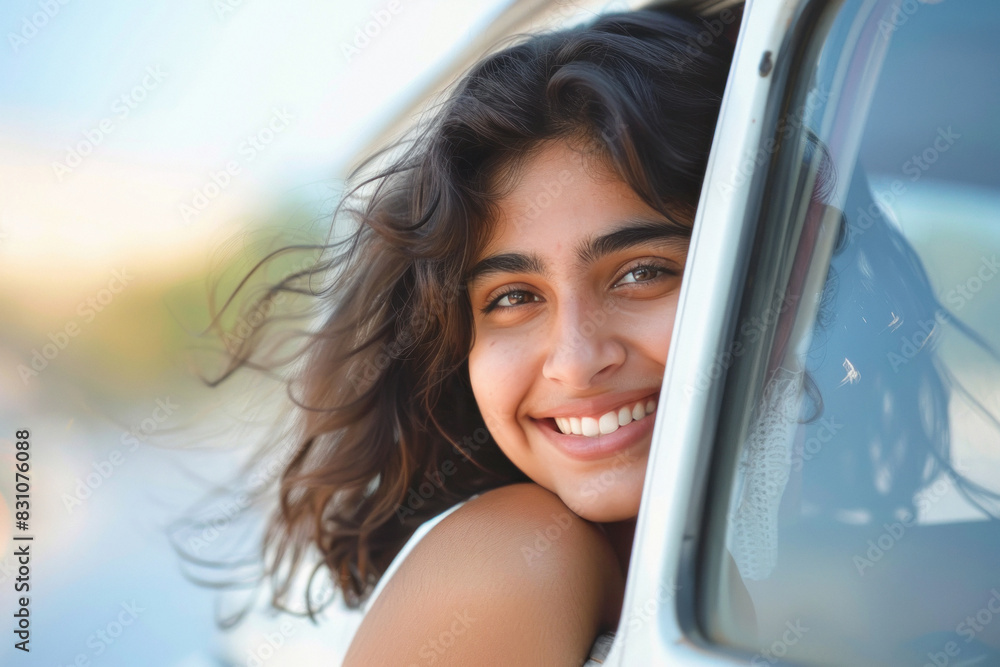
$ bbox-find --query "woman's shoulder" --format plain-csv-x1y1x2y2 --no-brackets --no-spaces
344,482,624,666
390,482,623,590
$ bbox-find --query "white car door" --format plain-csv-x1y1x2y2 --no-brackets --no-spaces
614,0,1000,664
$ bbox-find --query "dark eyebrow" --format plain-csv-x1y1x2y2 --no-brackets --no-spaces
575,217,691,265
465,252,547,285
465,217,690,285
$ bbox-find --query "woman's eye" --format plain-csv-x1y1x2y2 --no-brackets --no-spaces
498,290,530,307
483,289,538,313
616,264,672,286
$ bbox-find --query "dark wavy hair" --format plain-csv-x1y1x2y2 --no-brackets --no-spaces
194,6,734,618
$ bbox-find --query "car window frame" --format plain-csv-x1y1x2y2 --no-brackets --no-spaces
609,0,832,664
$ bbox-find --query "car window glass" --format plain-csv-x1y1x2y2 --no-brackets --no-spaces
699,0,1000,664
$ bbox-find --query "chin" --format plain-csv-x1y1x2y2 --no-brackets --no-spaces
555,465,646,524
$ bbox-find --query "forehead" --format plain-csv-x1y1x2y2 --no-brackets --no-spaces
465,141,692,285
477,140,681,259
493,139,615,213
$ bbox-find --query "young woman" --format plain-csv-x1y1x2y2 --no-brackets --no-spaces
209,7,735,665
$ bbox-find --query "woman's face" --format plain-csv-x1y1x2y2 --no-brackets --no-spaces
467,140,690,523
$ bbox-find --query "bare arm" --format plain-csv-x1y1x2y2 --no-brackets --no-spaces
344,483,625,667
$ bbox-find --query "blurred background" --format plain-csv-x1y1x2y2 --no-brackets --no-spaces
0,0,636,664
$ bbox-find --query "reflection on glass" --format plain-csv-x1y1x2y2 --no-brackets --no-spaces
702,0,1000,664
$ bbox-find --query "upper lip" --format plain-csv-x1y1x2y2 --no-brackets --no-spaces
532,387,660,420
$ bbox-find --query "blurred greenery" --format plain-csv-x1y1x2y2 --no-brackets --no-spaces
4,196,330,413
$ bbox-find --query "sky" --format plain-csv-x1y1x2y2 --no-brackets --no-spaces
0,0,513,283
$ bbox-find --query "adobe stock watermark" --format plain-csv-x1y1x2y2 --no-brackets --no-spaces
750,619,810,666
245,619,297,667
854,126,960,244
340,1,402,63
887,310,947,373
350,164,592,391
852,466,967,576
719,85,832,198
674,8,740,73
55,600,146,667
61,398,179,513
347,309,428,396
222,291,289,355
179,107,294,224
958,589,1000,643
558,3,735,76
353,250,619,397
558,297,625,358
17,268,134,384
943,255,1000,311
394,427,491,523
7,0,71,53
185,442,297,554
51,66,167,182
878,0,932,37
623,579,680,633
685,290,795,398
520,510,574,565
922,589,1000,667
347,273,474,395
570,450,637,512
185,492,254,555
789,415,843,473
222,253,321,354
411,609,476,667
888,254,997,373
521,451,637,564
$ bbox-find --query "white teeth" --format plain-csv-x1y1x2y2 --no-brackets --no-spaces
598,411,619,435
550,398,657,438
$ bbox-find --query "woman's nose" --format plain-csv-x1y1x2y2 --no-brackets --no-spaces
541,297,626,390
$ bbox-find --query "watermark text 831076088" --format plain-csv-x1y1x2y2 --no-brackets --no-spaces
12,429,33,653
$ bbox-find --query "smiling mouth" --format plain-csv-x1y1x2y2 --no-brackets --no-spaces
547,397,657,437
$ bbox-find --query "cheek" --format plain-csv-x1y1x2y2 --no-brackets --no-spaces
622,295,679,366
468,334,535,431
654,300,679,360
